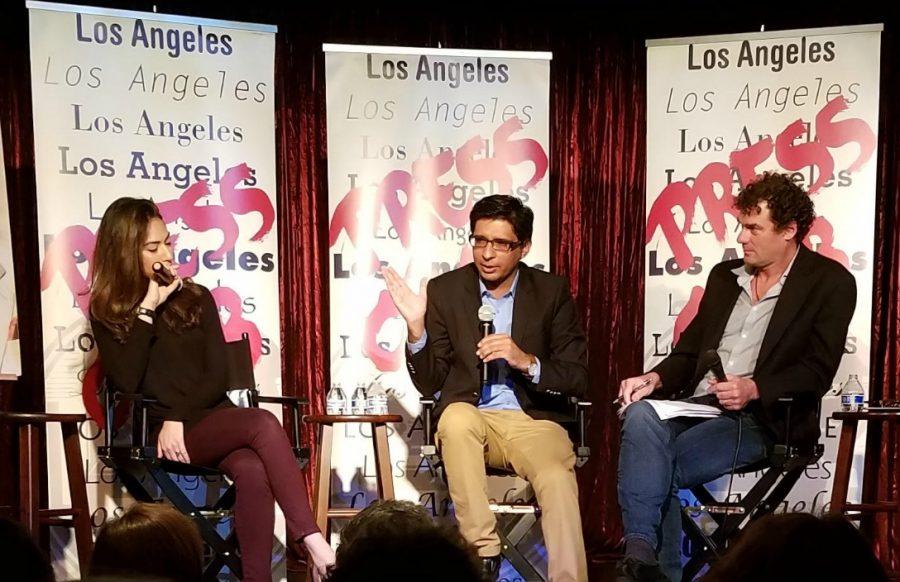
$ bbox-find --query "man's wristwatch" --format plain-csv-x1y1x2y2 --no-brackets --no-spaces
136,306,156,320
526,356,539,379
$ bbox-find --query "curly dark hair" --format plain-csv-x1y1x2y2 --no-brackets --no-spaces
734,172,816,241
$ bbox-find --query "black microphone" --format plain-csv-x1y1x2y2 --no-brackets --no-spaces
153,262,175,286
478,305,496,385
153,262,183,292
687,349,729,408
700,349,728,382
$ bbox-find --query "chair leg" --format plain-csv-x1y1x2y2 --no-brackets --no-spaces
830,419,858,514
748,465,804,522
114,460,159,503
149,463,243,579
681,552,710,582
372,423,395,500
212,484,236,511
314,423,334,536
504,512,538,546
682,454,823,581
204,528,239,581
18,424,41,539
110,458,242,579
61,421,94,575
680,512,700,581
497,526,546,582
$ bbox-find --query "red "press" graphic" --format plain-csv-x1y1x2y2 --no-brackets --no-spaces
647,96,875,273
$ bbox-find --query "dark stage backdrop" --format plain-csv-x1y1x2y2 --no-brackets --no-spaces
1,0,897,570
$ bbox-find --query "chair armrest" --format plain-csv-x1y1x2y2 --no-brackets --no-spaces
104,383,114,450
104,385,159,449
113,393,158,402
770,398,823,467
253,390,309,466
772,397,795,464
256,395,310,406
575,401,592,467
420,398,437,457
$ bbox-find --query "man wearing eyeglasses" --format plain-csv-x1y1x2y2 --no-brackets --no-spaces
382,194,588,582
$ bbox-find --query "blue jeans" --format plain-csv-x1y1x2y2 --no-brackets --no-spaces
617,400,773,578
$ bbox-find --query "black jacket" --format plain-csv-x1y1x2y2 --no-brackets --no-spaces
651,245,857,446
406,263,588,423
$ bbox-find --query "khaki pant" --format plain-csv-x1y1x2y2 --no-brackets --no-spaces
436,402,587,582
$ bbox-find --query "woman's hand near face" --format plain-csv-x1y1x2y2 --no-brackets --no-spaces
141,263,182,310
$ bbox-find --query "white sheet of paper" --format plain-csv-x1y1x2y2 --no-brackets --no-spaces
644,399,722,421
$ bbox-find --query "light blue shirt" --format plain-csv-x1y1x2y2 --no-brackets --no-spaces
407,270,540,410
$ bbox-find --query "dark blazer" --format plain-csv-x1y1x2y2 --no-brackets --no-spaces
651,244,856,446
406,263,588,423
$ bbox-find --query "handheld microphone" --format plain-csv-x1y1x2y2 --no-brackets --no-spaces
152,262,177,287
700,349,728,382
477,304,496,385
687,349,729,408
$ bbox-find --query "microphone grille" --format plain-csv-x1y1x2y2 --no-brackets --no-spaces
477,304,496,323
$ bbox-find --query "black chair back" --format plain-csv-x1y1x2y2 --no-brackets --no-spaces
224,334,255,391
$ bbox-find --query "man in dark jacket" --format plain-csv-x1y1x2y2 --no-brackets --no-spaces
616,172,857,581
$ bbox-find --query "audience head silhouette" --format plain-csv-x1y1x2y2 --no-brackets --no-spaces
89,502,202,582
327,500,482,582
704,512,887,582
0,517,54,581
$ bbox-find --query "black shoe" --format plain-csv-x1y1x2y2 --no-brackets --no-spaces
616,556,669,582
481,555,501,582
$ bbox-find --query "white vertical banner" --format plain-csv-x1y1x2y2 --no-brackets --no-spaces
0,132,21,379
324,44,551,537
645,24,881,527
28,2,279,579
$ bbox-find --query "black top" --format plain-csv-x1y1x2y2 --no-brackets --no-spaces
92,285,233,431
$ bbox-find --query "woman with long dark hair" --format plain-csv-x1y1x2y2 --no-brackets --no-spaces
90,197,334,581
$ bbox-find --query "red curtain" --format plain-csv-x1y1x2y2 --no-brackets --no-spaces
549,32,647,553
870,25,900,571
0,6,45,514
274,25,331,512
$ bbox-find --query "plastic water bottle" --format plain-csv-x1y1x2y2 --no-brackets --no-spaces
351,383,367,415
366,380,389,415
326,383,347,415
840,374,864,412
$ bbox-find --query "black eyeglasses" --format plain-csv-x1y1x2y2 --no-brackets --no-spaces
468,235,524,253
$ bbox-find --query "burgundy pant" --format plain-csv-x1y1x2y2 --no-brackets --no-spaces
184,406,318,582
